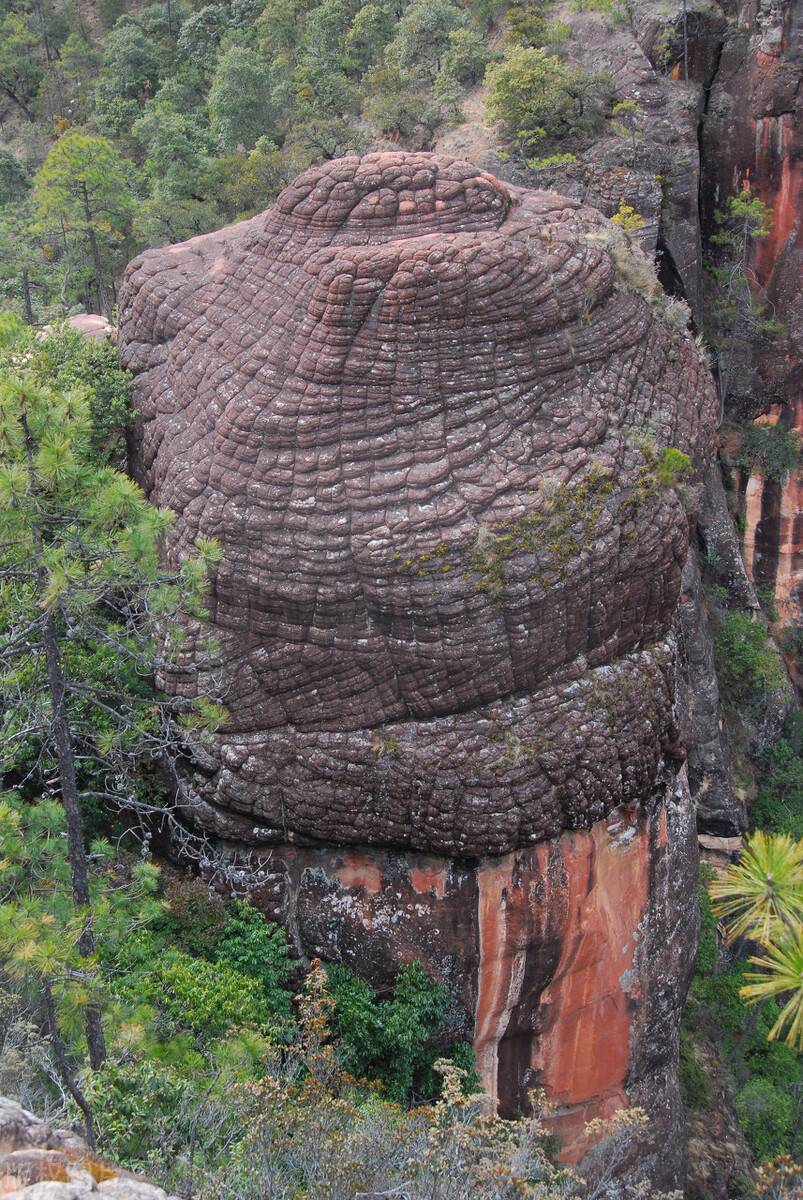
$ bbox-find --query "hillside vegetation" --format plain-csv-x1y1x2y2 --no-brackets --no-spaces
0,0,621,319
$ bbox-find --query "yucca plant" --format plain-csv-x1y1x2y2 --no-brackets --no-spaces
741,931,803,1051
709,830,803,945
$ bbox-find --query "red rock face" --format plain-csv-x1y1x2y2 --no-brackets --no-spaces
241,774,698,1188
120,153,715,1188
702,1,803,633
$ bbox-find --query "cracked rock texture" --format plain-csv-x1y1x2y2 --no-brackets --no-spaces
121,153,716,1189
121,152,716,856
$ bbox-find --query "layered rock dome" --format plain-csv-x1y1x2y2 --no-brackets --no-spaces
121,152,716,856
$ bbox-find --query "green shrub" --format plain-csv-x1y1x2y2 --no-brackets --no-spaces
484,45,611,144
150,874,229,959
688,959,803,1159
679,1030,709,1110
690,969,751,1044
656,446,692,486
328,960,450,1101
505,0,570,47
695,868,718,976
83,1059,192,1166
713,611,786,706
215,900,296,1019
144,949,278,1039
734,1077,794,1161
752,715,803,839
571,0,628,27
737,423,801,483
25,326,132,464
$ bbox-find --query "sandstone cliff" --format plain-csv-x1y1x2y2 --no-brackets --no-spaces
120,152,718,1190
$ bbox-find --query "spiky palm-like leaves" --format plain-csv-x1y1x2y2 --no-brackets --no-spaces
709,830,803,945
741,931,803,1051
710,830,803,1053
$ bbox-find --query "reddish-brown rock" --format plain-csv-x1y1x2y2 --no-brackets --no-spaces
120,153,717,1190
701,0,803,638
121,152,716,855
239,766,698,1188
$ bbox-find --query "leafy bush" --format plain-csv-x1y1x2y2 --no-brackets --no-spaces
82,1059,192,1166
142,949,279,1038
23,325,132,463
713,611,786,706
737,424,801,483
328,959,450,1101
695,867,718,976
571,0,628,26
484,46,612,144
678,1030,709,1110
734,1077,795,1162
215,900,296,1019
752,716,803,839
150,874,229,959
687,959,803,1159
505,0,570,48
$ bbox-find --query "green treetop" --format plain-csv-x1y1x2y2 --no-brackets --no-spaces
33,133,135,319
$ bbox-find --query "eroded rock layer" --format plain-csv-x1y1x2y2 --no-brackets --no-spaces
121,152,716,855
238,766,698,1188
121,153,717,1188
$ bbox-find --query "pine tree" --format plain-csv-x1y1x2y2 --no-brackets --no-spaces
32,134,135,318
0,316,223,1102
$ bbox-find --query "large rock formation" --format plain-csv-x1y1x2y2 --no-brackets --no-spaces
120,152,717,1189
701,0,802,661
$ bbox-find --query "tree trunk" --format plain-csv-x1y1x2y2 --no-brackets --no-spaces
81,184,111,320
20,413,107,1071
1,83,35,121
42,978,96,1148
21,269,34,325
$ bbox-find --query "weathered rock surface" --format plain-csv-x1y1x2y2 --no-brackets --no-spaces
120,152,716,1188
0,1099,175,1200
122,152,716,855
243,763,698,1185
676,551,742,834
701,0,802,639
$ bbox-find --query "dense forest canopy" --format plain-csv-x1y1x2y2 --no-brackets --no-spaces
0,0,621,319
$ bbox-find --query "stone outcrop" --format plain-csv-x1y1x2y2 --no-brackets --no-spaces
120,152,717,1189
701,0,802,641
0,1098,175,1200
676,552,742,835
245,763,698,1185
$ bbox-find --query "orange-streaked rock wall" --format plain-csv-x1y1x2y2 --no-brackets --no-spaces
243,767,698,1190
702,0,802,639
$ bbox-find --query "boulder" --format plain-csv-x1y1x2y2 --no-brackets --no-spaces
0,1099,173,1200
120,152,718,1190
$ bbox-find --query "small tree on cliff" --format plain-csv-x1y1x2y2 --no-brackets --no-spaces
0,315,224,1117
705,190,781,417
